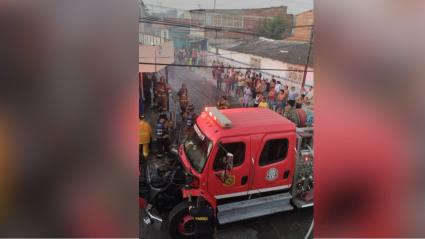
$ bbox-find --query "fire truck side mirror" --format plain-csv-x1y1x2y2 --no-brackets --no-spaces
225,153,234,171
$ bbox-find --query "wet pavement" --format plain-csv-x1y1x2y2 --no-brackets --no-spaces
141,207,313,239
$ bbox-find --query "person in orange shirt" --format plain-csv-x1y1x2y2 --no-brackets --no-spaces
139,115,152,170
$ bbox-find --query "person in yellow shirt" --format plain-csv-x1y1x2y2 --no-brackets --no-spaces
258,96,269,108
139,115,152,165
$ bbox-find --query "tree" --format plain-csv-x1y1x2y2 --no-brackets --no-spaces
256,15,288,40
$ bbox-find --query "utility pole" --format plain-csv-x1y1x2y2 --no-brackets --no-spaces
214,0,218,55
301,27,313,91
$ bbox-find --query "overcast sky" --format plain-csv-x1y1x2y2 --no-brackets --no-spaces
143,0,313,14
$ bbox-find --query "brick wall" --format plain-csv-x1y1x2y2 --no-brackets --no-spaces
287,10,313,42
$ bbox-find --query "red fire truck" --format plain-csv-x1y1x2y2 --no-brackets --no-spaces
140,107,314,238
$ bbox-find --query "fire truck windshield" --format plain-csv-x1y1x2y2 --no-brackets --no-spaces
183,124,213,173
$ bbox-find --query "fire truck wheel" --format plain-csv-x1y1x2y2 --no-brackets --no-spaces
168,201,195,239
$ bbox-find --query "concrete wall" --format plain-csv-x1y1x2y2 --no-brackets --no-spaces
139,40,175,73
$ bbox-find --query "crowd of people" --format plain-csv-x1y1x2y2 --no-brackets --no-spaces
211,60,314,127
177,48,207,66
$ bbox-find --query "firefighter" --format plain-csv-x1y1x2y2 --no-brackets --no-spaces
217,95,230,110
184,104,196,127
155,114,166,157
177,83,189,113
189,197,215,239
156,108,173,157
152,75,159,109
163,109,174,153
156,76,169,111
139,115,152,170
181,104,196,142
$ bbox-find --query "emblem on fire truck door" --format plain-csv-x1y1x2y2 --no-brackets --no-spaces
216,173,236,187
223,175,235,187
266,168,279,181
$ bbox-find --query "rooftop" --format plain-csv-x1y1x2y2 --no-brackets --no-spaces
210,38,313,67
296,9,314,16
189,6,287,14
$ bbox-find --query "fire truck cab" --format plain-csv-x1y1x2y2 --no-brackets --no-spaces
141,107,314,238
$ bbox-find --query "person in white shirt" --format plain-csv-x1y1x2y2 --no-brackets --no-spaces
306,86,314,100
288,86,299,101
275,81,282,93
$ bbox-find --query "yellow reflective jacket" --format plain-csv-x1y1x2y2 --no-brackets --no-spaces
139,120,152,144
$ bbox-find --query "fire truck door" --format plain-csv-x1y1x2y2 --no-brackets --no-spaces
207,136,251,200
249,132,296,194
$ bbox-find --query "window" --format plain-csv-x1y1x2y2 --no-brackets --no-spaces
288,65,303,85
250,57,261,68
184,124,213,173
234,16,244,28
288,67,295,79
206,15,213,25
222,15,234,27
297,73,303,83
213,142,246,171
213,15,221,26
259,139,289,166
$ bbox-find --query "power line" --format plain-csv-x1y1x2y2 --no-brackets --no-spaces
145,3,187,11
139,51,251,59
138,62,314,72
144,2,313,14
140,48,308,59
140,17,313,38
140,19,259,37
141,16,313,29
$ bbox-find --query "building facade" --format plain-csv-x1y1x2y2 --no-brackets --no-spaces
188,6,293,40
139,0,174,73
208,38,314,89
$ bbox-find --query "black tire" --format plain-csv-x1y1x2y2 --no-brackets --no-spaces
168,201,194,239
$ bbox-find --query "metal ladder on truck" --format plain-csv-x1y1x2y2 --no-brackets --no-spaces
291,127,314,208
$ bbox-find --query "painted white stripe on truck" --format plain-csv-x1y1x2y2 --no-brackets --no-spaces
215,184,291,199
